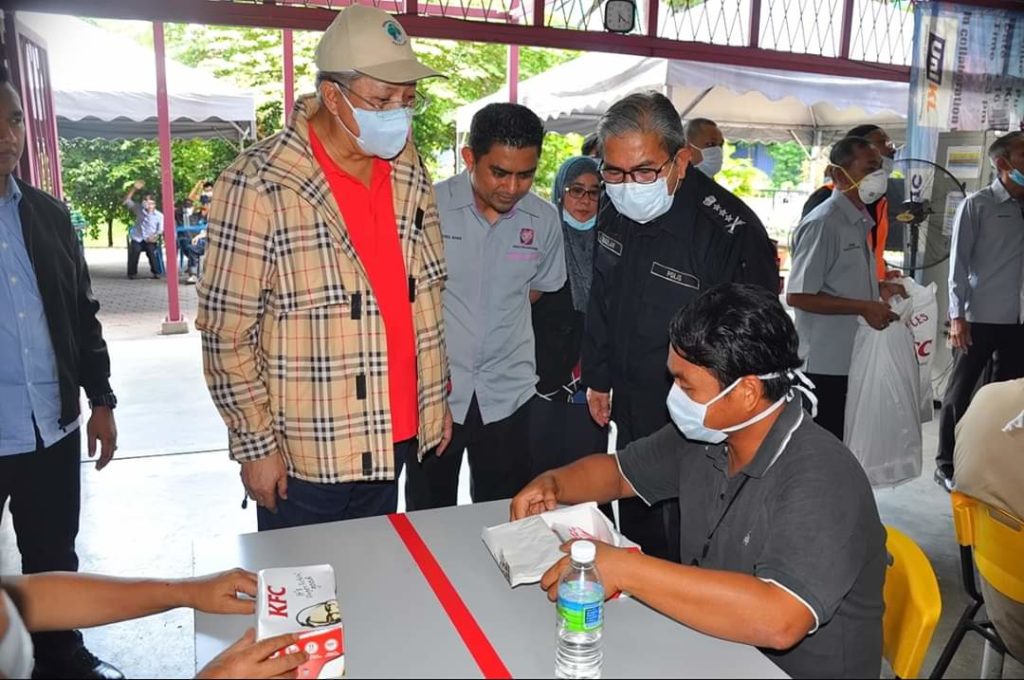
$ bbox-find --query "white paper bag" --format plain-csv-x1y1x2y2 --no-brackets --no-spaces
901,277,938,422
481,502,640,587
844,295,922,488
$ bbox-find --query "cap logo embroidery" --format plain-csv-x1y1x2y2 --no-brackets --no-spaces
383,20,407,45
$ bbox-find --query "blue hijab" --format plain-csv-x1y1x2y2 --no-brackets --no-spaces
552,156,600,312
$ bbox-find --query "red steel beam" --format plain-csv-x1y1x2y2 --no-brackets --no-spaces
10,0,911,82
838,0,855,60
748,0,761,49
647,0,659,38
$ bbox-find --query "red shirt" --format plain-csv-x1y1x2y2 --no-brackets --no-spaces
309,127,418,442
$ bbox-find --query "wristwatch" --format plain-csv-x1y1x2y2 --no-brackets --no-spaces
88,393,118,410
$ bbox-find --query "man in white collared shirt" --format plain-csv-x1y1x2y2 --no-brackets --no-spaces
937,131,1024,482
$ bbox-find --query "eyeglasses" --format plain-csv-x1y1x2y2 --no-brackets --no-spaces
599,156,674,185
336,82,430,115
565,185,601,202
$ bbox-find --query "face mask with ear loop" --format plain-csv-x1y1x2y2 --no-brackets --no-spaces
604,153,682,224
832,164,888,204
333,84,413,160
0,591,34,680
666,369,818,444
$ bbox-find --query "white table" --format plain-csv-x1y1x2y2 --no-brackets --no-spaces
194,500,788,678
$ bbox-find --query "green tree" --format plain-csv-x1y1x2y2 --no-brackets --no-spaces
766,141,808,189
718,142,772,197
61,138,237,245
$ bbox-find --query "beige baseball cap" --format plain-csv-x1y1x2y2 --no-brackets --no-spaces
314,5,442,83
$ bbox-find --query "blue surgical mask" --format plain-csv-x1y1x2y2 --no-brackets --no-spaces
335,86,413,160
665,369,818,444
605,177,676,224
563,212,596,231
1010,168,1024,188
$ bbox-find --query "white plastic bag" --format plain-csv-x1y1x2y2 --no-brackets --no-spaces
901,277,938,423
481,502,640,587
844,295,922,488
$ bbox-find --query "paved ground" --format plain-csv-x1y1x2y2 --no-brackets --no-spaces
0,247,1020,678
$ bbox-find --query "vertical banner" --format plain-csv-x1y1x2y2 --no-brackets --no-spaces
906,2,1024,202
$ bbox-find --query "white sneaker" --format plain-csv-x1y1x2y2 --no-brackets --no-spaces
186,273,198,284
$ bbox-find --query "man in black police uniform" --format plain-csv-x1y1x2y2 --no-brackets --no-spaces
582,91,778,560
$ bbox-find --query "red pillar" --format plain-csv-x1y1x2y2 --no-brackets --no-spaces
283,28,295,125
153,21,184,330
507,44,519,104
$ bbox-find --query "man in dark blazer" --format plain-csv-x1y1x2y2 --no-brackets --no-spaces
0,66,123,678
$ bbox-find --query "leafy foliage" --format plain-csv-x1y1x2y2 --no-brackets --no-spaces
765,141,808,189
61,137,237,245
718,142,772,197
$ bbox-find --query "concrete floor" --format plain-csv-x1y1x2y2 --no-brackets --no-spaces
1,248,1021,678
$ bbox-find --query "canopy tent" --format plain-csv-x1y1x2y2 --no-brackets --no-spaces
18,12,256,141
456,51,909,146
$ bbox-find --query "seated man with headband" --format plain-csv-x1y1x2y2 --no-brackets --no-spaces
511,283,886,679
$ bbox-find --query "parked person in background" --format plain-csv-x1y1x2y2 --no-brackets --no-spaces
787,136,905,441
0,63,121,679
936,131,1024,484
581,132,599,158
123,180,162,280
683,117,725,179
582,91,778,560
0,570,306,679
514,284,886,680
529,156,607,477
405,103,565,510
802,124,899,281
953,378,1024,660
197,5,450,531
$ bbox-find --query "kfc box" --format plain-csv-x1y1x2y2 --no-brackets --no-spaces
257,564,345,678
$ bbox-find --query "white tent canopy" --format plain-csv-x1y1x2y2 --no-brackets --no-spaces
18,12,257,141
457,52,909,145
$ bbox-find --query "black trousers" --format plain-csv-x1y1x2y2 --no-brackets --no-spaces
127,239,159,276
0,429,85,659
526,397,608,477
937,322,1024,471
805,373,849,441
404,395,532,510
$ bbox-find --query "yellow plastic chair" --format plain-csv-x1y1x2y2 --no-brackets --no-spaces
930,491,1024,678
883,525,942,679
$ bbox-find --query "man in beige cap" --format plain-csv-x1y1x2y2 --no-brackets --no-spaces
197,5,452,530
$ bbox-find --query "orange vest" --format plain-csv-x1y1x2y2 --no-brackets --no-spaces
820,183,889,280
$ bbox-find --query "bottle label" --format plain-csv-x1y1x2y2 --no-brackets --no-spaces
558,584,603,633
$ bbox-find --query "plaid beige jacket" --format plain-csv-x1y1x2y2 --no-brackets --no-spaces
196,96,448,484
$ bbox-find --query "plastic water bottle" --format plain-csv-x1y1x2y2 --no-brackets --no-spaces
555,540,604,679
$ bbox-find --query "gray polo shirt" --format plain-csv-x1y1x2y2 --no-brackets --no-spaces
617,399,886,679
949,178,1024,324
436,171,566,424
788,190,878,375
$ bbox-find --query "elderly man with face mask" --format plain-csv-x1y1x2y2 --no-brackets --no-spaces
197,5,451,531
581,92,778,561
787,136,906,441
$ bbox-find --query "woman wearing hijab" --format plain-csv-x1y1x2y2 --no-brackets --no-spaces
528,156,608,477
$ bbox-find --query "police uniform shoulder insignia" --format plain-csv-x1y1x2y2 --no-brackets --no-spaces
700,193,747,235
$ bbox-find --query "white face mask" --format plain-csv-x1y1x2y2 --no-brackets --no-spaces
0,591,33,680
694,145,724,177
880,156,895,176
855,169,888,204
605,177,676,224
665,369,818,444
335,85,413,160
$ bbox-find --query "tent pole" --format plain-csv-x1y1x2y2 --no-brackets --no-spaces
675,86,713,120
507,44,519,104
153,21,186,334
283,27,295,126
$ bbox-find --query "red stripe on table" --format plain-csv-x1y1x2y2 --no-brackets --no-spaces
388,513,511,679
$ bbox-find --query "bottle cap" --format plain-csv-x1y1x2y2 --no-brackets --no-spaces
570,540,596,564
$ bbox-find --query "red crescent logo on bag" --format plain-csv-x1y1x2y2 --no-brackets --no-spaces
519,228,534,246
